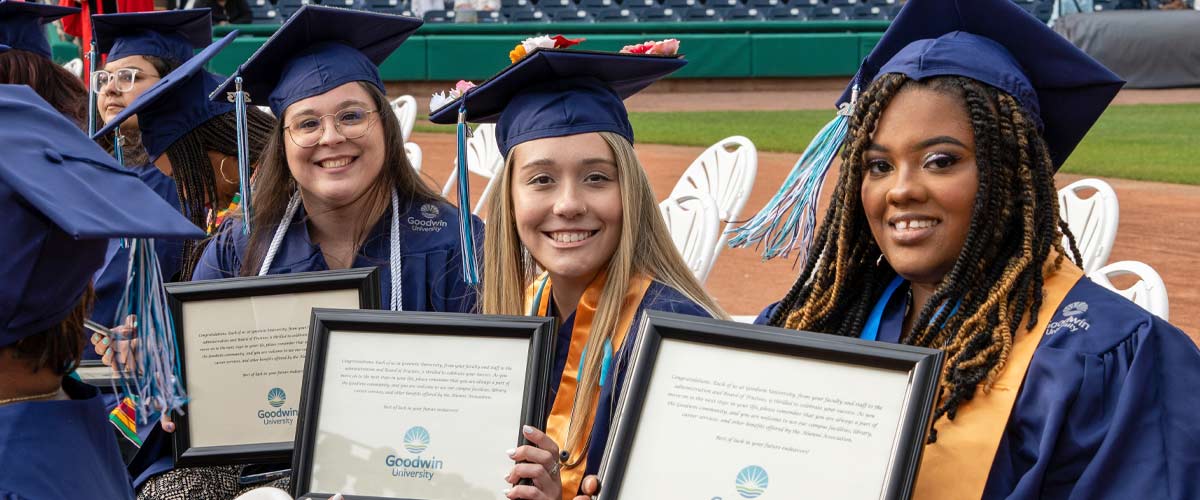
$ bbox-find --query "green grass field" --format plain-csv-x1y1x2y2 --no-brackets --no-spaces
417,103,1200,185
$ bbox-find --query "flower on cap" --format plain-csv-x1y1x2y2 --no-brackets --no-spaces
510,35,586,63
620,38,680,56
429,80,478,112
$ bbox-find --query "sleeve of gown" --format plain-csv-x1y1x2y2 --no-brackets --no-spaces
753,301,780,325
190,223,243,281
1060,319,1200,500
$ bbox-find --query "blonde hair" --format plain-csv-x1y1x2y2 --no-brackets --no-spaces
482,131,727,466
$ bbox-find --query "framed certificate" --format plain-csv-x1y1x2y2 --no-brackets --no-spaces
291,309,555,500
598,311,944,500
166,268,381,467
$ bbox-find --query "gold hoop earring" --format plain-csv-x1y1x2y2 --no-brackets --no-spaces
218,155,237,185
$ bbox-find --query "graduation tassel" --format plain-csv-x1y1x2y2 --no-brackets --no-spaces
112,238,189,425
233,77,253,234
727,84,858,264
86,39,98,137
455,103,480,285
112,130,124,166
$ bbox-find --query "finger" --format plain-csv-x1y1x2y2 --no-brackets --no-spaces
504,484,550,500
507,444,555,471
93,336,110,356
101,348,114,367
506,462,553,484
580,475,601,495
160,413,175,433
521,425,561,458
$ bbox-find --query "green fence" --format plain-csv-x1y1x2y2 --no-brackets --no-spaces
53,21,889,80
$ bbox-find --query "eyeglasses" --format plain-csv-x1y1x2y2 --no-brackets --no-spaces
91,68,159,93
284,107,380,148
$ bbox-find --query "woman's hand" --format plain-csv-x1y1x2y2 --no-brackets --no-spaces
503,425,563,500
572,475,600,500
92,315,138,373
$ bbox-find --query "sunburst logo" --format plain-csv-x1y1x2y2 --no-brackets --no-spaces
404,426,431,454
267,388,286,408
735,465,769,499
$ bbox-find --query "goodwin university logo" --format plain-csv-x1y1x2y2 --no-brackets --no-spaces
267,388,286,408
404,426,431,454
735,465,769,499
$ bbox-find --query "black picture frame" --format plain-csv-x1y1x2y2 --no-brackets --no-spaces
598,310,945,500
166,268,381,467
291,308,556,500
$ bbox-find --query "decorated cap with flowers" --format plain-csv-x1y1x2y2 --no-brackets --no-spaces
428,37,685,156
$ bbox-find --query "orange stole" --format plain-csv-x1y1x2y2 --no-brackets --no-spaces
524,271,654,500
912,261,1084,500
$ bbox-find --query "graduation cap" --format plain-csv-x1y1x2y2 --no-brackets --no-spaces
210,5,423,117
428,48,686,157
0,84,204,347
92,31,238,160
0,0,81,59
730,0,1125,262
92,8,213,64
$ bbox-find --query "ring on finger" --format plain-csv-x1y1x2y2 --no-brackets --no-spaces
549,461,561,476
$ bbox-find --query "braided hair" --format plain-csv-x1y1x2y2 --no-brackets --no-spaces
768,74,1082,441
166,107,276,281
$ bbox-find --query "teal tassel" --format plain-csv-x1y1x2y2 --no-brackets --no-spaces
112,131,124,166
113,239,189,424
233,77,253,234
455,104,480,285
727,105,851,264
87,40,97,137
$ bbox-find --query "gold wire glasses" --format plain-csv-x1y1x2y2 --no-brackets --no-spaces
284,107,380,148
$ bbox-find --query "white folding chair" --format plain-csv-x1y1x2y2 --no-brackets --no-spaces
659,192,721,283
404,142,422,172
668,135,758,261
1058,178,1119,273
441,123,504,216
62,58,83,78
390,94,418,143
1088,260,1170,320
232,487,293,500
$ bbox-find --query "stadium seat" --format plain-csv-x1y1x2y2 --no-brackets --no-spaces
683,5,722,19
1058,178,1119,274
637,5,681,19
766,5,808,18
866,0,897,5
850,4,885,18
404,142,422,172
580,0,615,8
551,8,594,20
659,192,722,283
706,0,742,9
668,135,757,278
423,8,455,21
666,0,699,8
501,0,531,8
810,4,848,18
724,6,763,18
748,0,781,8
251,6,280,22
595,6,639,20
507,8,550,20
789,0,821,6
826,0,858,6
389,95,417,142
536,0,576,11
1032,1,1052,21
622,0,659,8
1092,0,1119,10
1088,261,1171,321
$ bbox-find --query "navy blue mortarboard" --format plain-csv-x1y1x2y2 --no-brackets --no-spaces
0,0,80,59
428,48,686,157
210,5,422,117
840,0,1124,169
93,31,237,159
0,84,204,347
93,9,212,65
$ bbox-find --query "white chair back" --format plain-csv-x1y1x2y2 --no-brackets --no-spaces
659,192,721,283
232,487,293,500
441,123,504,216
404,142,422,172
390,94,418,143
1058,178,1119,273
256,105,274,117
668,136,757,260
1087,260,1170,320
63,58,83,78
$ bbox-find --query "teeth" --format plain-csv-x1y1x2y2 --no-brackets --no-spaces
895,219,939,230
550,231,593,243
319,158,352,169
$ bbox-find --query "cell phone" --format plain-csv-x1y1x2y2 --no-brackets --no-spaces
84,319,115,339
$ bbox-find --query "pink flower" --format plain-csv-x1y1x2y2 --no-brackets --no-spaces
620,41,655,54
647,38,680,55
455,80,477,94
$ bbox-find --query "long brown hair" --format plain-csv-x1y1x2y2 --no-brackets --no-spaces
769,74,1081,441
482,131,727,466
238,82,441,276
0,49,87,128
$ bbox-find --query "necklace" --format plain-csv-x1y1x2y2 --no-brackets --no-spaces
0,387,62,406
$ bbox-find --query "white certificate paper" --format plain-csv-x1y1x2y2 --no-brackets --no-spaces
309,330,530,499
181,289,360,448
614,337,914,499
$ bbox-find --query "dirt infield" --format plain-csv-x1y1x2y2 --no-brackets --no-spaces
412,131,1199,341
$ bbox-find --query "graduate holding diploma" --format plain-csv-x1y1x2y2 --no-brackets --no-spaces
430,39,727,500
740,0,1200,498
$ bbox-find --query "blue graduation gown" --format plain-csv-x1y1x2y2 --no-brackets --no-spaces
87,164,184,357
0,378,135,500
546,281,713,487
779,277,1200,499
192,198,479,313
